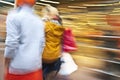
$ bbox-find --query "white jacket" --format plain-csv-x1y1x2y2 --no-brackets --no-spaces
4,5,45,74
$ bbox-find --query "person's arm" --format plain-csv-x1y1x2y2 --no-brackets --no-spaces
40,22,45,52
4,14,20,72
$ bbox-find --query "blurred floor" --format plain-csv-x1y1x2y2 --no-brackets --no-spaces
69,67,101,80
0,47,100,80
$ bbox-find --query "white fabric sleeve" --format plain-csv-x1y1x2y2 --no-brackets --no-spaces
4,15,20,58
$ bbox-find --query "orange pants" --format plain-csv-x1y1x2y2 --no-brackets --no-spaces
5,69,43,80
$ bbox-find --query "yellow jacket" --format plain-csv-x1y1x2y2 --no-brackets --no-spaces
42,21,65,63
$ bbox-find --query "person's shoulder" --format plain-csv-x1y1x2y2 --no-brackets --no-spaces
7,8,19,21
8,8,19,15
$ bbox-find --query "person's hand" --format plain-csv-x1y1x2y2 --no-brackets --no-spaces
4,58,11,76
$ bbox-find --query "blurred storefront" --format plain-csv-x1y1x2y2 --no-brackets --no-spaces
0,0,120,80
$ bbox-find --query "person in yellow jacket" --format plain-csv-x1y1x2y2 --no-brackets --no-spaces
41,5,65,80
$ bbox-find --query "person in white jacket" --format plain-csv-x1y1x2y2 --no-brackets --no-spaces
4,0,45,80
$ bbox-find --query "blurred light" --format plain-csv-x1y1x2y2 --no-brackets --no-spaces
68,6,86,9
39,0,60,4
0,0,14,6
84,4,113,7
36,2,49,6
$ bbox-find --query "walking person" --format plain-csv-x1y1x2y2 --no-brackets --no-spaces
4,0,45,80
41,5,65,80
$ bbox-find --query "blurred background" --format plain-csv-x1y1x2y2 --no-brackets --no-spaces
0,0,120,80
